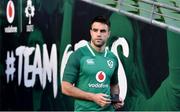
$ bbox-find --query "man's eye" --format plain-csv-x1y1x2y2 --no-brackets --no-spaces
100,30,106,33
92,29,107,33
92,29,98,32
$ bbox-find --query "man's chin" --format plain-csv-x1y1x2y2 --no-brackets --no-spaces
92,41,105,47
94,43,103,47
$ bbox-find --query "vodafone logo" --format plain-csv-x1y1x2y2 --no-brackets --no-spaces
96,71,106,83
6,0,15,24
4,0,17,33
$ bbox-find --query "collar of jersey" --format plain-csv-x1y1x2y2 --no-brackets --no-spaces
86,43,107,57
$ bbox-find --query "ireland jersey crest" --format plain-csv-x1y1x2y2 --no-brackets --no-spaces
107,60,113,68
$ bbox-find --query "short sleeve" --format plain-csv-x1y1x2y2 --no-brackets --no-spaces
62,50,82,84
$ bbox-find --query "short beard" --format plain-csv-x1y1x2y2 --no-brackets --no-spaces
92,39,105,48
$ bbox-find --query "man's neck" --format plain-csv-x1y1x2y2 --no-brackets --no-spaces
90,42,105,52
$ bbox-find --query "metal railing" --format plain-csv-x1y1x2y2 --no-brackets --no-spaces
81,0,180,33
140,0,180,12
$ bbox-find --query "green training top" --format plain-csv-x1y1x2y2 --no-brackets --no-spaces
63,43,119,111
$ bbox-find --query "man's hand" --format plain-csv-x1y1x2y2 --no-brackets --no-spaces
112,97,124,110
92,93,111,107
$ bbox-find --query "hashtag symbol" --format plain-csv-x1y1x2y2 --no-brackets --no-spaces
5,51,16,83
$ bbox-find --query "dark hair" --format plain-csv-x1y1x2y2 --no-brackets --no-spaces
90,16,111,30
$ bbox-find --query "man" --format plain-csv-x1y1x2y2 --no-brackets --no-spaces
61,16,124,111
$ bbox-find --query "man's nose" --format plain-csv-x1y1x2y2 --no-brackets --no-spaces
97,30,102,35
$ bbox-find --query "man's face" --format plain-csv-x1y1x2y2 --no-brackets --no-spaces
90,22,110,48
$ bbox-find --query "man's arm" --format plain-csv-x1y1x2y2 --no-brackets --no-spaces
110,84,124,109
111,84,119,95
61,81,111,107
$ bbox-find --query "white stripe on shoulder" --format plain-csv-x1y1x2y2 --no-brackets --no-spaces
86,44,96,56
104,47,108,57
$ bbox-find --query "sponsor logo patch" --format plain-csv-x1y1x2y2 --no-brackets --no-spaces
86,59,95,65
96,71,106,83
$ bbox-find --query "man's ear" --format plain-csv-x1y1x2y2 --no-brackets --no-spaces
108,30,111,38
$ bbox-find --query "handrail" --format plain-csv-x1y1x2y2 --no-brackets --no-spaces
140,0,180,12
81,0,180,33
121,2,180,21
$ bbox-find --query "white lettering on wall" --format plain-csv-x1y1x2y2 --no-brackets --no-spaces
6,44,58,98
43,44,57,97
111,37,129,100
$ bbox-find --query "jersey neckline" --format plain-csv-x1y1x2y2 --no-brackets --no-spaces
86,42,108,57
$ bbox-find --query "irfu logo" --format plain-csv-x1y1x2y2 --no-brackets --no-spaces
25,0,35,24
